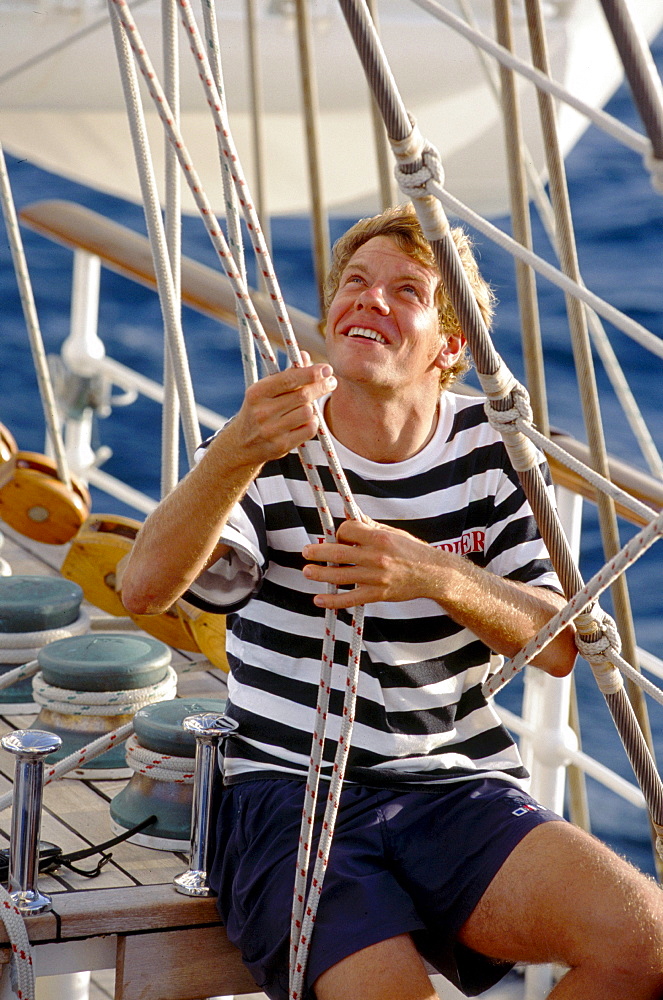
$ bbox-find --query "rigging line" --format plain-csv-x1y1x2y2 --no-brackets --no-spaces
484,506,663,699
523,422,656,525
409,0,650,157
0,143,72,488
455,0,659,476
430,181,663,361
598,0,663,160
200,0,258,389
0,0,151,90
105,8,369,984
338,0,663,852
162,0,183,499
108,1,201,467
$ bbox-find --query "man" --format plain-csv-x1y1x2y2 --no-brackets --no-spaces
122,205,663,999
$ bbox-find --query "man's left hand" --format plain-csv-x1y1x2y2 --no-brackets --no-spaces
301,517,433,609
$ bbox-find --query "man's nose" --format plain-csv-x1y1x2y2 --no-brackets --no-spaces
357,283,389,312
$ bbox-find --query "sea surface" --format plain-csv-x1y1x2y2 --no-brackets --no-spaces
1,31,662,876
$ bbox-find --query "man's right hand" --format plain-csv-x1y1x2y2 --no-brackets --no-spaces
230,355,337,466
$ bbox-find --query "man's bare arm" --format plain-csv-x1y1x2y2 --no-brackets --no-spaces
302,518,576,678
121,361,337,615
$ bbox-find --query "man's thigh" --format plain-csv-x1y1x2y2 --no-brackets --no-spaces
457,820,663,969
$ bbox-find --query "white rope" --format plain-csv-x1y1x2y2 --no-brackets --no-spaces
428,180,663,361
0,883,35,1000
0,144,71,488
0,609,91,651
481,385,541,473
124,733,195,782
31,664,177,716
0,661,39,692
522,422,658,525
108,1,201,466
410,0,651,157
484,505,663,698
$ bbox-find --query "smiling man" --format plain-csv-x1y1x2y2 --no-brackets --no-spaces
122,205,663,1000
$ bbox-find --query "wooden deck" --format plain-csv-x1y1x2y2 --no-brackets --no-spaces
0,527,525,1000
0,526,263,1000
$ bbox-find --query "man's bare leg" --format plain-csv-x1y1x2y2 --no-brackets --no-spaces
458,821,663,999
314,933,438,1000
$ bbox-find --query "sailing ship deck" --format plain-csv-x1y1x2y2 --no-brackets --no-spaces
0,527,524,1000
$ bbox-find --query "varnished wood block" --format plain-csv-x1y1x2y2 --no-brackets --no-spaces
115,924,257,1000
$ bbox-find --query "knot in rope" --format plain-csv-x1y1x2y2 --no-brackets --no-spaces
574,609,623,694
389,117,448,241
482,382,538,472
645,148,663,195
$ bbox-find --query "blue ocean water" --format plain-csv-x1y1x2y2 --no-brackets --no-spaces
1,31,662,874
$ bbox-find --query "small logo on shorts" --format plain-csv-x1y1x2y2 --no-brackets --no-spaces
511,802,546,817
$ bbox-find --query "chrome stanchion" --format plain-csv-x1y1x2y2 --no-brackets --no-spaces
1,729,62,914
173,713,238,897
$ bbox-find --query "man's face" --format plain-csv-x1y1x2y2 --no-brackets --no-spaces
325,236,461,394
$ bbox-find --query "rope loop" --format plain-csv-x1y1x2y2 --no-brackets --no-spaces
645,148,663,195
574,608,624,694
124,733,195,783
390,117,448,241
32,665,178,716
482,382,539,472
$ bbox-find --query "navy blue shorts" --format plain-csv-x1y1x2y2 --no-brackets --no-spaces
208,777,562,999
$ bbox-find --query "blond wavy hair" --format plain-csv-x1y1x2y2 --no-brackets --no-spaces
324,203,495,389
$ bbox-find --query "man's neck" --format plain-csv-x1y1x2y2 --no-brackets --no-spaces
324,382,441,463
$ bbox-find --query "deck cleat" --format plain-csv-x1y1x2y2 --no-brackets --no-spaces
109,697,229,851
0,451,91,545
0,575,87,712
30,632,175,778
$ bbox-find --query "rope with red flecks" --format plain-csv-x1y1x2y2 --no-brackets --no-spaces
106,5,372,996
0,885,35,999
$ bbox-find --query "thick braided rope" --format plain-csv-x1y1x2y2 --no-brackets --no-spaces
111,11,363,996
0,608,91,665
124,733,195,782
0,722,135,813
0,144,70,489
0,884,34,1000
108,4,200,464
103,10,369,992
31,664,177,716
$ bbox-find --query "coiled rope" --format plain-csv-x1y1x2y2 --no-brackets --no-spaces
31,664,177,717
0,608,91,666
124,734,195,782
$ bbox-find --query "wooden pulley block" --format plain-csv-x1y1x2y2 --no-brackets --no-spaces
185,608,229,673
0,451,91,545
0,424,17,466
61,514,142,616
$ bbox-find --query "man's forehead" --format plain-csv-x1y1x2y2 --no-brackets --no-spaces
345,237,439,281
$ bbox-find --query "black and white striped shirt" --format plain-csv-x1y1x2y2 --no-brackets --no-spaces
189,392,561,790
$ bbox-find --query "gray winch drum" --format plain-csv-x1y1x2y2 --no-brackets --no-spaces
109,697,228,851
0,575,85,712
30,632,173,778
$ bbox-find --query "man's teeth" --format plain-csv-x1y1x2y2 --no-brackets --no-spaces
347,327,387,344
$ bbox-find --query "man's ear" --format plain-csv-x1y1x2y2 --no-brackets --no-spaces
433,333,466,370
